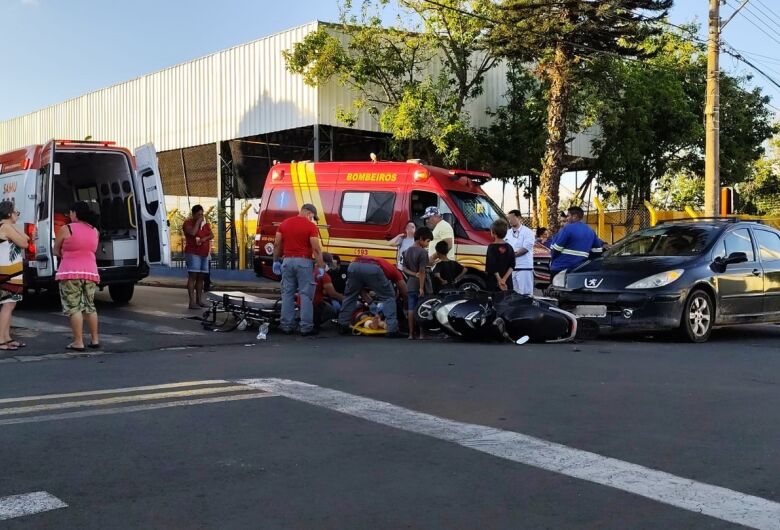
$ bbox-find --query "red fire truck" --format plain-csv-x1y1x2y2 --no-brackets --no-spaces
254,160,550,289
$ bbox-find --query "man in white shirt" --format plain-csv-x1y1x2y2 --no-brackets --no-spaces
505,209,535,295
422,206,456,260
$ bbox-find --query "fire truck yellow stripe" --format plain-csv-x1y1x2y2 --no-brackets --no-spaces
289,162,305,211
301,162,330,241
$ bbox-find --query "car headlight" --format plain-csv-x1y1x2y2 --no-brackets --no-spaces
625,269,684,289
551,271,566,288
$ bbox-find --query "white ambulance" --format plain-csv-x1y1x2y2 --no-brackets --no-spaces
0,140,170,303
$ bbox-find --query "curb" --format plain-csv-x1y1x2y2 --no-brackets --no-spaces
139,279,280,296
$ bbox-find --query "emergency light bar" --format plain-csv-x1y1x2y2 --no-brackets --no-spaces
55,140,116,147
448,170,492,185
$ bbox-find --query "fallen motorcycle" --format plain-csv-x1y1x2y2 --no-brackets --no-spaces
414,289,597,343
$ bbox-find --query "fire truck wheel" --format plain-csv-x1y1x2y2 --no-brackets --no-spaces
457,274,485,292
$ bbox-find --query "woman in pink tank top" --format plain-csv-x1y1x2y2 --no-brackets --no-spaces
53,201,101,352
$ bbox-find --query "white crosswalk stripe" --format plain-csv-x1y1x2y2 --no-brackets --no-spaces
0,491,67,521
238,378,780,530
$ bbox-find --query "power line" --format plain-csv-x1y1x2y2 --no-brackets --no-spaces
744,0,780,35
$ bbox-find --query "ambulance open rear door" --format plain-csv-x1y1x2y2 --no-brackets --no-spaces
133,144,171,266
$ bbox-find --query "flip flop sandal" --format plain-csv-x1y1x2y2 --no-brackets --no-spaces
87,343,101,349
66,344,86,352
0,342,18,351
8,341,25,348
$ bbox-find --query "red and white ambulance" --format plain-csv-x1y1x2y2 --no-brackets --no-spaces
0,140,170,303
254,160,551,288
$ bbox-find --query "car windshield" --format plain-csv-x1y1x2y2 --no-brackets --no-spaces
448,191,504,231
606,225,720,257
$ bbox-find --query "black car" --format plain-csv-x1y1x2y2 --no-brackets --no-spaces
550,219,780,342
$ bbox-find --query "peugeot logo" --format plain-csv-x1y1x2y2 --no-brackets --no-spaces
584,278,603,289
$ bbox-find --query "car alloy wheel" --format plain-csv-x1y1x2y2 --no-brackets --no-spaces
683,290,713,342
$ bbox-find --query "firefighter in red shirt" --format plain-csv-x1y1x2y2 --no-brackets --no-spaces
272,204,325,336
337,255,408,337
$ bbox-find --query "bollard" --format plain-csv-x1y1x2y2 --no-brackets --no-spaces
592,197,606,242
643,201,658,227
238,202,253,270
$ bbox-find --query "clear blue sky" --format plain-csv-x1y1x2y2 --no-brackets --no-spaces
0,0,778,121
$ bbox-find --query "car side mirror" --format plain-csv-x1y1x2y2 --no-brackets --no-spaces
711,251,748,273
724,252,748,265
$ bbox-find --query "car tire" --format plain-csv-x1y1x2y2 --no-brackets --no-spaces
109,283,135,305
679,289,714,343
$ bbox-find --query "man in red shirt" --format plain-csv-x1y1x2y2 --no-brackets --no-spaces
272,203,324,335
337,255,408,337
182,204,213,309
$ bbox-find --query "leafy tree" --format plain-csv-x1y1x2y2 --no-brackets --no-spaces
489,0,672,229
740,137,780,216
587,28,776,209
469,65,548,219
283,0,497,164
653,170,704,210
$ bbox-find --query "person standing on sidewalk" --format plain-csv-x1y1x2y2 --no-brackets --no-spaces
273,203,324,336
53,202,101,352
183,205,213,309
550,206,604,277
505,210,536,296
0,201,29,352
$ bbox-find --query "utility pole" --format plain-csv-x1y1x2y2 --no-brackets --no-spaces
704,0,720,217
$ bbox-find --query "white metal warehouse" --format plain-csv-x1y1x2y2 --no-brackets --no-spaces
0,21,595,265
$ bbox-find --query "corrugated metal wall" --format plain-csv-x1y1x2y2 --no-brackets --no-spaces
0,22,321,153
0,20,594,159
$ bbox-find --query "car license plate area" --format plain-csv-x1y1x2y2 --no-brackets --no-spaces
573,305,608,318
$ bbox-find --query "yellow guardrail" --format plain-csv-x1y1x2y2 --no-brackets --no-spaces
237,202,254,270
643,201,658,227
592,196,606,240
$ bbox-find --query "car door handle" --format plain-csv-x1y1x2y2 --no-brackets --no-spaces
752,269,762,277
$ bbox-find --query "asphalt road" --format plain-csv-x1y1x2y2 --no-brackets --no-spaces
0,286,779,528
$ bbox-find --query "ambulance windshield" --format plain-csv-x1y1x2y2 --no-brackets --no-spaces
448,191,504,231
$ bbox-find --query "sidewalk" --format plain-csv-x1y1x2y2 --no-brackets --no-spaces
139,266,280,295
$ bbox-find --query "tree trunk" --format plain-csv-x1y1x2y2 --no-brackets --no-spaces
531,188,539,227
539,42,572,232
514,181,521,212
501,180,507,211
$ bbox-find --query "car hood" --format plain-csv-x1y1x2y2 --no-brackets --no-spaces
565,256,696,290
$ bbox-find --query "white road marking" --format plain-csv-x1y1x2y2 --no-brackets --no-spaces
0,380,229,404
12,317,71,333
0,385,253,416
0,392,275,426
0,491,67,521
237,378,780,530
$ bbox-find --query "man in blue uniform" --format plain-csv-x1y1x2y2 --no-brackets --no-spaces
549,206,604,275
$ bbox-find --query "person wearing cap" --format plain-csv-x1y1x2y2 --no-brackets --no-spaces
273,203,325,336
422,206,455,261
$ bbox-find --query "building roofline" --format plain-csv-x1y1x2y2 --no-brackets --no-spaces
1,20,326,125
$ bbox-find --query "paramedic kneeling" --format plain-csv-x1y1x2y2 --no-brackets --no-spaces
549,206,604,277
273,203,324,336
338,256,408,337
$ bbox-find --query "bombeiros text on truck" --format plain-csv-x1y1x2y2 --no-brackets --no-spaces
254,158,551,287
0,139,171,303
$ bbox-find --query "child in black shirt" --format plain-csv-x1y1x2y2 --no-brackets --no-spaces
485,219,514,292
432,240,466,292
